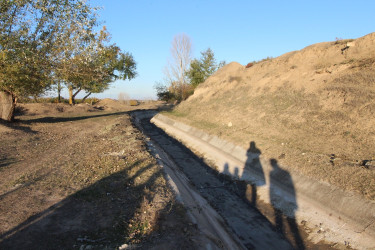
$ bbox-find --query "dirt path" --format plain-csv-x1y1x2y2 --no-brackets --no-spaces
0,106,204,249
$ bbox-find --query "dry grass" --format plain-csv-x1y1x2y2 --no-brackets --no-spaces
164,33,375,200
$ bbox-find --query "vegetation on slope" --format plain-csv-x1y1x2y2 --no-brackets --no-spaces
166,33,375,200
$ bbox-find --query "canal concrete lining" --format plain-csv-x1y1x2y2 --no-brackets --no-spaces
151,113,375,249
133,111,293,249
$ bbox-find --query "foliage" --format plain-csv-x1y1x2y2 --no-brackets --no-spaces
154,82,175,102
0,0,99,98
156,45,224,102
56,26,137,104
186,48,224,88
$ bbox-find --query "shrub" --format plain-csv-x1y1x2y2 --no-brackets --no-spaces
245,63,254,68
129,100,139,106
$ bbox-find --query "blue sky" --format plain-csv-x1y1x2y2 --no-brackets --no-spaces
72,0,374,100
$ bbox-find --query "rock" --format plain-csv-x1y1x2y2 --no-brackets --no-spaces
119,243,129,250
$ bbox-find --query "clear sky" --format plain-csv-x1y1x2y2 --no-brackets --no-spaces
74,0,375,100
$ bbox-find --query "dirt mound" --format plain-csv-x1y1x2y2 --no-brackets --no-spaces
95,98,130,111
14,103,98,116
95,98,119,107
169,32,375,200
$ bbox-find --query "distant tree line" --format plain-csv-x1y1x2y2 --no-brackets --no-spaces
155,34,225,102
0,0,137,121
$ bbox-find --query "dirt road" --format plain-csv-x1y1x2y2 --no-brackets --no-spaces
0,105,205,249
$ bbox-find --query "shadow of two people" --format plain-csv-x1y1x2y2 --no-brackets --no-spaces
225,141,305,249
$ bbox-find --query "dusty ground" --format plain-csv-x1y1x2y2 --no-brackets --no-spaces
168,32,375,200
0,101,203,249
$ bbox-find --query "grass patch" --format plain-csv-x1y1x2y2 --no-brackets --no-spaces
164,110,188,118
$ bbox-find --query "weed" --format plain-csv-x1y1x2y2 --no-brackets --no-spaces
247,56,273,67
314,61,331,70
125,220,151,244
340,58,356,65
343,131,350,136
334,38,354,45
228,76,243,83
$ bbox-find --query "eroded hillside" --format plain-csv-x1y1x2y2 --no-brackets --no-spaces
167,32,375,200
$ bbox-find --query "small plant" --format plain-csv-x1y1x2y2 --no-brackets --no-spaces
335,37,343,44
245,62,254,68
228,76,242,83
125,220,150,244
246,56,273,67
129,100,139,106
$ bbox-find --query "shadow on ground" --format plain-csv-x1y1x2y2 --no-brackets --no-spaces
225,141,309,249
0,158,182,249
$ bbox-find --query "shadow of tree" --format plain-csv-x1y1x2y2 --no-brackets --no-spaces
0,160,168,249
0,157,18,170
0,119,38,134
22,111,130,124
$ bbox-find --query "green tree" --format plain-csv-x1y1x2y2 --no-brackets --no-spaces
186,48,225,88
58,27,136,104
80,47,137,102
0,0,99,121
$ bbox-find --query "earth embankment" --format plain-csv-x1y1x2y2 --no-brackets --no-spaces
167,32,375,200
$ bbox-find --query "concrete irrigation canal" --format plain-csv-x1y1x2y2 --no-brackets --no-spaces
132,110,375,250
133,111,302,249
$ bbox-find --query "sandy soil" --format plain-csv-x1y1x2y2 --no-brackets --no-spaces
168,32,375,200
0,101,201,249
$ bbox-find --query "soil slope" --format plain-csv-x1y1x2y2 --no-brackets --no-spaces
168,32,375,200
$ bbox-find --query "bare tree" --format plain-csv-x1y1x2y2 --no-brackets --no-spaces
164,33,192,100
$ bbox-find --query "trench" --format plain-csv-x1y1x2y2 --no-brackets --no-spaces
132,111,296,250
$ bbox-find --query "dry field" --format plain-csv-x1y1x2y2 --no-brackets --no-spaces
0,101,201,249
166,32,375,200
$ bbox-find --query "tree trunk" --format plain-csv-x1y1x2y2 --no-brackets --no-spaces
0,91,15,122
57,82,62,103
69,85,74,105
73,88,81,98
82,92,91,102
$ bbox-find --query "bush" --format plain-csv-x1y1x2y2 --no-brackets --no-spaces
129,100,139,106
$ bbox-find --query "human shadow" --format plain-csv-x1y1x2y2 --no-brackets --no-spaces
222,141,265,207
269,158,305,250
242,141,266,207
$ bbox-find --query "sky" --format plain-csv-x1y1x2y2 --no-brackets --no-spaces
68,0,375,100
